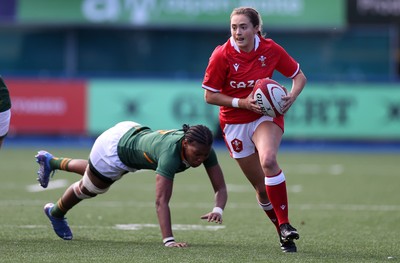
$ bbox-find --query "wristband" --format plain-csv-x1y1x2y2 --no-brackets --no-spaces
212,207,223,215
163,236,175,247
231,98,240,108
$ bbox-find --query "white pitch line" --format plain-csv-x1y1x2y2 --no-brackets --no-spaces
295,204,400,211
8,224,225,231
284,164,344,175
227,184,302,193
1,199,399,211
289,185,303,193
114,224,225,231
226,184,253,193
26,179,69,192
22,164,339,193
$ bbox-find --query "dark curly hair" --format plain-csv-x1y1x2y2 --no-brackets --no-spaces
182,124,213,146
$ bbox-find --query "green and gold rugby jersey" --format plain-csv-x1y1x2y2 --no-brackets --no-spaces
117,126,218,180
0,77,11,112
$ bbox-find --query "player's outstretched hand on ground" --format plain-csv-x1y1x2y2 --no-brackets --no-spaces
165,241,188,248
200,211,223,224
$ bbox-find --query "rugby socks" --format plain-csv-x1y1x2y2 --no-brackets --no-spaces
50,199,67,218
257,200,280,233
50,157,72,171
265,170,289,225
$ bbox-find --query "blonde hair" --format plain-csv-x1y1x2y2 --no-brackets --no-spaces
230,7,265,37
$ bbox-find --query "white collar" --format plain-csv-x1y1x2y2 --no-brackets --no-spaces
230,34,260,53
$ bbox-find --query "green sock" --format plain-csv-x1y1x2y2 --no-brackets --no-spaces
51,201,67,218
50,157,72,171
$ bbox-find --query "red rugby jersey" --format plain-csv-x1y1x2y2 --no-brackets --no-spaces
202,34,299,124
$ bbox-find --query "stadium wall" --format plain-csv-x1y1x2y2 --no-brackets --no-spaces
6,78,400,141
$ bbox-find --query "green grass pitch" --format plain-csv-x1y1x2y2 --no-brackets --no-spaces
0,147,399,262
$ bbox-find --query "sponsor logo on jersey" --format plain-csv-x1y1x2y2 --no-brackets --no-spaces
229,80,255,89
233,63,240,71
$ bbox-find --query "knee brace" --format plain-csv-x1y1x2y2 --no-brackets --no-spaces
82,173,110,195
72,175,110,200
72,181,92,200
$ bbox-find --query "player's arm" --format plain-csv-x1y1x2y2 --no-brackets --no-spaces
200,163,228,224
155,174,188,247
204,89,260,113
281,70,307,114
204,89,236,107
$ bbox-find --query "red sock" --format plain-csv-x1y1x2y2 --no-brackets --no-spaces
265,170,289,225
258,201,280,234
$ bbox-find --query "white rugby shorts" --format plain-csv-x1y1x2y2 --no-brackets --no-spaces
89,121,139,181
0,109,11,137
223,115,274,159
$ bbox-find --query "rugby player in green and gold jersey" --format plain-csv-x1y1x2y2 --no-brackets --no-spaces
36,121,227,247
0,77,11,149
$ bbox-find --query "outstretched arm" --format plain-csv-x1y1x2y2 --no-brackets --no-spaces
200,164,228,224
155,174,188,248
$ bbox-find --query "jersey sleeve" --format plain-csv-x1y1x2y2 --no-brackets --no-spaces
273,42,300,79
203,148,219,168
202,46,228,93
155,151,178,181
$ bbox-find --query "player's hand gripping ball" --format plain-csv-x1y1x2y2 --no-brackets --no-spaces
253,78,287,117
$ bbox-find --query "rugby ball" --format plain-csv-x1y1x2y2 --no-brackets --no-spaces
253,78,287,117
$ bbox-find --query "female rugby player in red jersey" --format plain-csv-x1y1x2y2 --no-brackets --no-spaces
202,7,307,252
